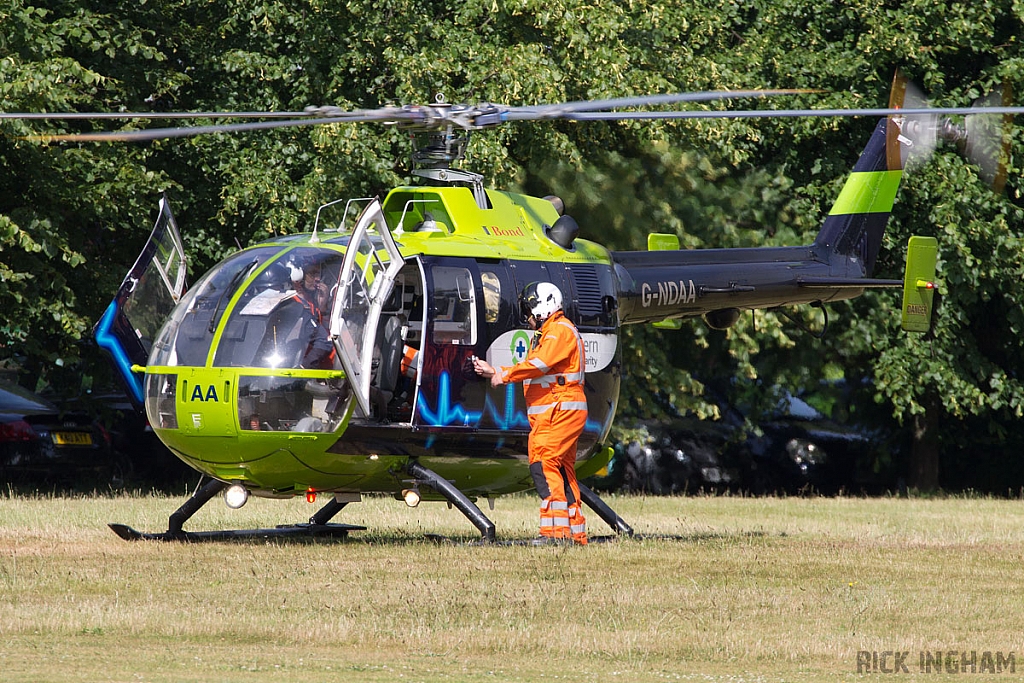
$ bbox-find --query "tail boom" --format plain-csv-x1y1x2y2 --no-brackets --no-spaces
612,116,908,327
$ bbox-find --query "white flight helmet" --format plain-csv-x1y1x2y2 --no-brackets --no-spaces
520,281,563,324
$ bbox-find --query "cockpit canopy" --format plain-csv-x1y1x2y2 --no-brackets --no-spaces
148,245,346,371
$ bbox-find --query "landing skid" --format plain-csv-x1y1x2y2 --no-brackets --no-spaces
424,533,623,546
108,479,365,542
108,465,634,543
108,521,365,542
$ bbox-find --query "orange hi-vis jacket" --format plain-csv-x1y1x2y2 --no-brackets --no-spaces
400,345,419,379
499,310,588,430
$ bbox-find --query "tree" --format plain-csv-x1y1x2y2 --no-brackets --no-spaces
1,0,178,392
2,0,1023,491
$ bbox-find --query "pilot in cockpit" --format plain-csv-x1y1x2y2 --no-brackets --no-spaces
248,255,336,370
286,256,335,369
289,257,330,321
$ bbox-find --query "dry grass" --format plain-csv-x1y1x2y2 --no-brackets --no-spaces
1,491,1023,682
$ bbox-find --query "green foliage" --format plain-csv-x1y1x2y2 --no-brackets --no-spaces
2,0,1024,484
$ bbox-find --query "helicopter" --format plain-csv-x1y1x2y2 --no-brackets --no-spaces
11,72,1017,542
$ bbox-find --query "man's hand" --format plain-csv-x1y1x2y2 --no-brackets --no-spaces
473,357,503,387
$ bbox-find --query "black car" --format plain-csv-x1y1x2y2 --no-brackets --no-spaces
595,416,738,495
590,383,900,496
0,378,117,486
64,388,196,489
734,388,901,495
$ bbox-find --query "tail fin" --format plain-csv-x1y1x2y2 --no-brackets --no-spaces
814,72,911,277
813,116,905,277
901,236,938,333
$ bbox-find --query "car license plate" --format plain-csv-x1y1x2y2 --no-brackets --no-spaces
53,431,93,446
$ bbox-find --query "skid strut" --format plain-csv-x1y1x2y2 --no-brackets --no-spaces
109,478,365,542
169,478,226,535
308,495,350,525
579,483,634,536
406,460,497,543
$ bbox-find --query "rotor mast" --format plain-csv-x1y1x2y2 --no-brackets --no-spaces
405,96,490,208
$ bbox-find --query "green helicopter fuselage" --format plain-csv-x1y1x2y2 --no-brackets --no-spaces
131,185,621,500
98,115,929,503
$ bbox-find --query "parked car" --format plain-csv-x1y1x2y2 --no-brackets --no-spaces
735,387,900,495
593,416,739,495
589,382,901,496
0,377,119,487
64,388,195,489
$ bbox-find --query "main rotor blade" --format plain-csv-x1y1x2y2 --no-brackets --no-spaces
499,89,818,120
0,111,307,120
22,109,422,142
2,90,811,122
10,90,817,142
567,106,1024,120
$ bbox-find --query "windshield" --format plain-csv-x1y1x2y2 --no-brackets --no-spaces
214,247,345,369
149,248,282,367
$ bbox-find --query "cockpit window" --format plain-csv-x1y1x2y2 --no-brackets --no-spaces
481,271,500,323
213,247,345,369
149,247,282,367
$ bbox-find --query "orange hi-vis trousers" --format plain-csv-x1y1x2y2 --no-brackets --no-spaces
528,405,588,545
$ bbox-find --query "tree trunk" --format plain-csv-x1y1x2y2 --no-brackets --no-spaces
908,394,941,492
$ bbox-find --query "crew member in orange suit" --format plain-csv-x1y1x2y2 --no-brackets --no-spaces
473,281,588,545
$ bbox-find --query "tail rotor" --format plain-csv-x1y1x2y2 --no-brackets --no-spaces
960,84,1013,192
887,70,938,170
888,70,1013,191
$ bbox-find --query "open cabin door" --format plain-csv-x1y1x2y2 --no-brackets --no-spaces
94,196,188,409
329,199,404,418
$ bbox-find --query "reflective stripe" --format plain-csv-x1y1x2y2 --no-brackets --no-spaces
540,517,571,528
527,400,587,415
571,523,587,535
529,357,550,373
556,320,576,334
547,501,568,511
557,319,586,387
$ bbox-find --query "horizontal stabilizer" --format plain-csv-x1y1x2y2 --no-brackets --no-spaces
901,236,939,333
648,233,684,329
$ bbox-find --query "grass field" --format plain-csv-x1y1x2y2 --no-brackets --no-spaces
1,489,1023,682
